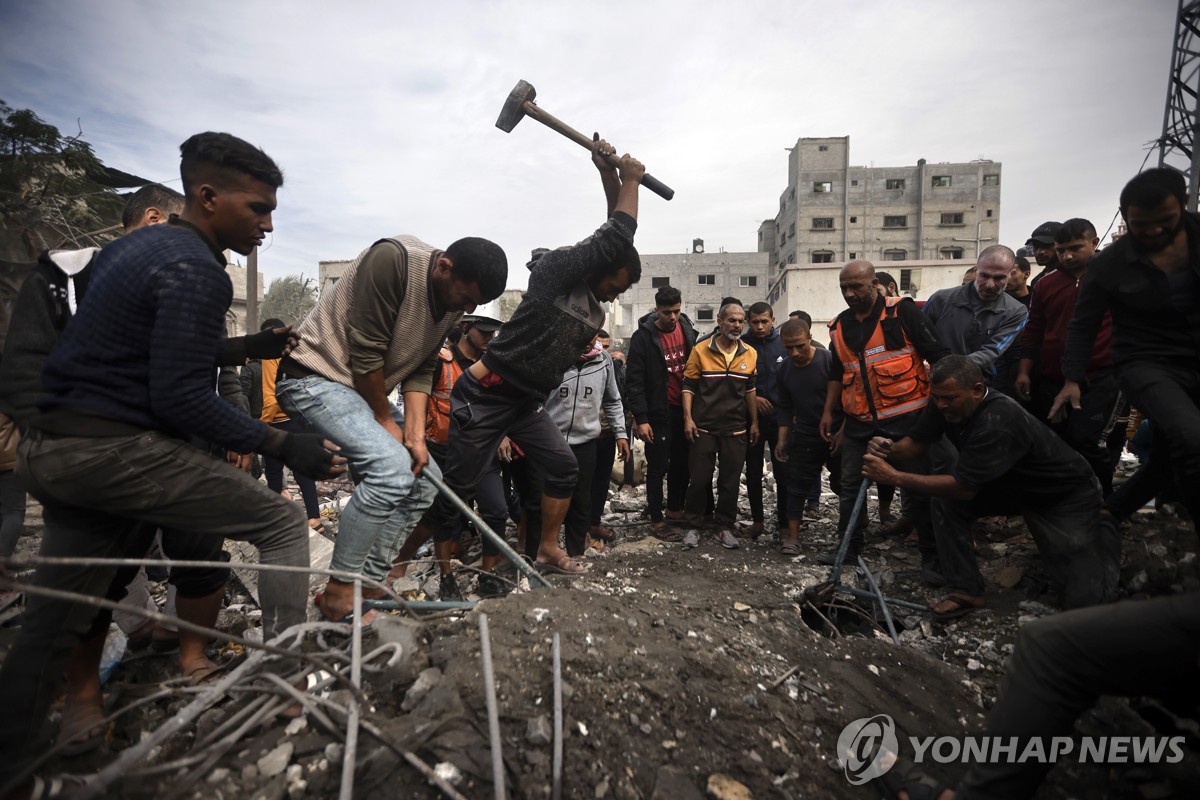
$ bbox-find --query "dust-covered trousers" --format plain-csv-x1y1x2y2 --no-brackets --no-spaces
0,428,307,786
933,478,1119,608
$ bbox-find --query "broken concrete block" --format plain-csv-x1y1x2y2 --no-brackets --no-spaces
526,714,552,745
257,742,293,778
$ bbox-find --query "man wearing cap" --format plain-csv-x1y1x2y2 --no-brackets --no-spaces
275,233,508,621
1027,221,1063,288
396,313,512,598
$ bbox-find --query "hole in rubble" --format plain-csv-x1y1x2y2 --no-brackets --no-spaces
798,591,907,639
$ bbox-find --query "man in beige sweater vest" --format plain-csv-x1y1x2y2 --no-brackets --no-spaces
276,236,507,622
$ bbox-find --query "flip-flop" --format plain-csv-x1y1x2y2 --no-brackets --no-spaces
929,592,985,621
780,539,802,556
534,554,589,576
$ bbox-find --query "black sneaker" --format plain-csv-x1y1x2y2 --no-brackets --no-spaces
816,547,861,566
476,570,512,599
439,573,464,601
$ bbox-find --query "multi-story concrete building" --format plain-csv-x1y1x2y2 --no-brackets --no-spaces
761,136,1001,269
610,241,771,339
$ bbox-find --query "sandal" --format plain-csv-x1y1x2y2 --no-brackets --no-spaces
780,539,801,556
650,522,683,542
874,752,952,800
534,553,589,576
57,701,108,756
183,661,226,687
929,592,985,621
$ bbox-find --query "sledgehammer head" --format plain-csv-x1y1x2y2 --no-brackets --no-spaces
495,79,536,133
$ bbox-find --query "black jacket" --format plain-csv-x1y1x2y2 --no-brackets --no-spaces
1064,212,1200,382
625,312,697,426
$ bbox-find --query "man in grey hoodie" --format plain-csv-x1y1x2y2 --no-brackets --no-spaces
547,333,629,557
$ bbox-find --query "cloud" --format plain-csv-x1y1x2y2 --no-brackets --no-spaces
0,0,1177,286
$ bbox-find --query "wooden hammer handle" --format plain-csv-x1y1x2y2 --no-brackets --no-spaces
521,101,675,201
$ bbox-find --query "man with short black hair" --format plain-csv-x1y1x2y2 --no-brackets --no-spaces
277,226,507,613
1016,218,1121,495
1007,255,1032,306
626,284,696,539
863,356,1119,618
742,301,788,537
1055,167,1200,526
408,137,644,580
774,318,840,555
0,133,346,789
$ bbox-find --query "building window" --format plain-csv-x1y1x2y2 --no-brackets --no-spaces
900,268,918,292
696,307,714,322
883,215,908,228
849,252,857,259
940,212,965,225
813,181,832,193
851,179,859,187
788,222,796,237
941,247,965,260
812,217,835,230
739,276,758,287
697,274,715,286
884,249,907,261
651,276,669,288
849,216,858,223
818,145,829,151
986,209,994,218
983,174,1000,186
812,251,835,263
886,178,905,190
931,175,952,187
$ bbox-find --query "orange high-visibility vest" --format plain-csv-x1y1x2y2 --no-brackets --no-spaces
425,348,462,445
828,297,930,423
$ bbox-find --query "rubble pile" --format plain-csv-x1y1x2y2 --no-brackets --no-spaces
2,467,1198,798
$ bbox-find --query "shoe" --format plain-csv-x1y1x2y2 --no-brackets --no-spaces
878,516,914,537
816,545,861,566
440,573,464,602
779,539,802,556
681,530,700,549
746,521,765,539
476,570,512,599
929,592,985,621
803,502,823,521
650,521,683,543
715,530,739,549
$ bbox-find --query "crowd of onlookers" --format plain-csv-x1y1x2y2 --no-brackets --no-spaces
0,128,1195,800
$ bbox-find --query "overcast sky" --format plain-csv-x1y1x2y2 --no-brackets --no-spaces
0,0,1178,298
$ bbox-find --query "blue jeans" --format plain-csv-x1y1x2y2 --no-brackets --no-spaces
276,375,439,581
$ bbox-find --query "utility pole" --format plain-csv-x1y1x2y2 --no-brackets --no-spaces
1158,0,1200,211
246,246,258,333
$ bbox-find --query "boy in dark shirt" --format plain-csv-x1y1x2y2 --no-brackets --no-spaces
862,356,1118,619
773,319,840,555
